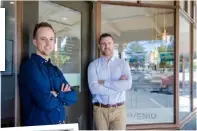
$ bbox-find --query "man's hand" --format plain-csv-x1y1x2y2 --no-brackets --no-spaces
61,83,71,92
51,91,58,97
98,80,104,85
119,75,128,80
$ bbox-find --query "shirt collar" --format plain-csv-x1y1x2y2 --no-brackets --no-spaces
101,55,116,62
31,53,51,64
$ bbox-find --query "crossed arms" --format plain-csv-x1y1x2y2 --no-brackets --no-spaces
88,61,132,95
19,62,77,111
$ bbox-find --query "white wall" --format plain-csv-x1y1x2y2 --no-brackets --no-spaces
0,72,1,121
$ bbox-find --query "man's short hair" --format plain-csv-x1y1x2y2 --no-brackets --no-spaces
33,22,54,39
99,33,114,44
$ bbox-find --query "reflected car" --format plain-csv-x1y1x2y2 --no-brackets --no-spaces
161,74,174,88
160,74,174,94
160,72,197,94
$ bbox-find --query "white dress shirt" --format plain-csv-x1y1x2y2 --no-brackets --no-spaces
88,55,132,105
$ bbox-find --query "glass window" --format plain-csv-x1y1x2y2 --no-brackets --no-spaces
194,4,197,23
141,1,174,6
179,14,192,120
1,1,16,127
194,27,197,109
193,4,196,22
180,1,185,9
184,1,188,13
195,4,197,23
39,1,81,92
101,4,175,124
188,1,191,17
180,1,191,14
105,0,138,3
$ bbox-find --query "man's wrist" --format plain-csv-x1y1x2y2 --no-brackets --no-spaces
51,91,59,97
101,80,104,85
98,80,105,85
55,92,59,97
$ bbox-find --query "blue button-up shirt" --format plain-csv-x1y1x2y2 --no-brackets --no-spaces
88,56,132,105
18,53,77,126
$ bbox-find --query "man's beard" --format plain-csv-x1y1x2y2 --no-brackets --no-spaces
101,49,112,56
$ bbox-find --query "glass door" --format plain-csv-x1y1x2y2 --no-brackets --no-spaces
43,1,92,129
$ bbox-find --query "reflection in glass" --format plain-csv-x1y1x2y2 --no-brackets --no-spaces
179,14,191,120
124,39,174,124
188,2,191,17
141,1,174,5
1,1,16,127
39,1,81,92
101,4,174,124
196,5,197,22
194,28,197,109
194,4,196,22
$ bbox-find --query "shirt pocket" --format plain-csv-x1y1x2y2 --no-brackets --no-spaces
96,66,108,80
110,66,122,80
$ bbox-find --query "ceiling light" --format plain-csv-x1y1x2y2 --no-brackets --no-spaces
10,1,15,4
62,17,67,20
162,30,167,41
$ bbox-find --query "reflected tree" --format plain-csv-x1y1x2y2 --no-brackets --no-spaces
128,41,145,52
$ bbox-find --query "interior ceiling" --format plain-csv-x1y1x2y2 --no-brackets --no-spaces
39,1,175,44
3,1,15,40
101,4,174,43
39,1,81,38
101,1,174,5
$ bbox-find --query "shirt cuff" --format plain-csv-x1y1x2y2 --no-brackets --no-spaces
57,91,64,99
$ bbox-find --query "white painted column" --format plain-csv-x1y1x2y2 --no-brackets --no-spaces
0,72,1,120
0,2,4,119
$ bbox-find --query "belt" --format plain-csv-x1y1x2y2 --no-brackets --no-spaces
93,102,124,108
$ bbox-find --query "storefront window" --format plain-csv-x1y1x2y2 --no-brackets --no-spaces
188,1,191,17
39,1,81,92
194,27,197,109
179,14,192,120
195,4,197,23
194,4,197,23
1,1,16,127
141,1,174,5
180,1,184,10
184,1,188,13
193,3,196,22
101,4,175,124
180,1,192,16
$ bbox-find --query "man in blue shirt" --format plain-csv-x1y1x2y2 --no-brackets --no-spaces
18,22,77,126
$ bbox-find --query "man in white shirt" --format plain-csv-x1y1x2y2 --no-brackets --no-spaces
88,33,132,130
